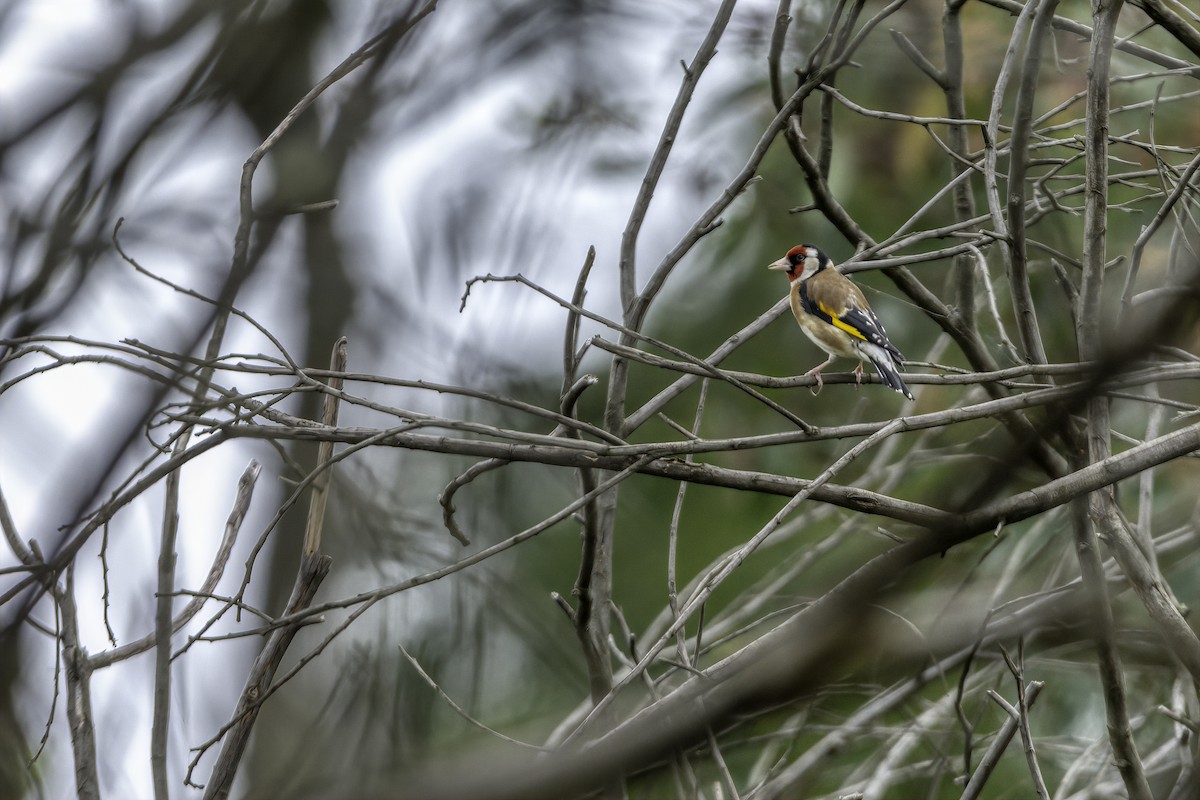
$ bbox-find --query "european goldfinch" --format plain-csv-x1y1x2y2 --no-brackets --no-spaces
768,244,913,400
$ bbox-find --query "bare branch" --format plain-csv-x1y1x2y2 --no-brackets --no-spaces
302,338,348,556
967,682,1045,799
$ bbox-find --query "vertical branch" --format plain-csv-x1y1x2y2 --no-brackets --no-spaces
815,0,864,180
17,531,101,800
1075,2,1151,797
1069,491,1151,799
1005,0,1058,365
571,461,607,704
559,247,609,701
667,380,710,666
200,341,347,799
151,443,185,800
592,0,738,710
1078,0,1122,359
199,554,332,800
552,249,604,703
767,0,793,112
942,0,978,331
302,337,347,556
59,565,100,800
561,246,596,399
982,0,1040,362
615,0,735,316
607,0,737,433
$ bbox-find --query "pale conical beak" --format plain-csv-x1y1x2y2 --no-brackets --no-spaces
766,257,790,271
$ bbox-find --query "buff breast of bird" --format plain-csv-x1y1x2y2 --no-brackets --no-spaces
767,244,913,400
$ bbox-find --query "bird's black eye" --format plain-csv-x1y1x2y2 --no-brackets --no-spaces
797,245,826,270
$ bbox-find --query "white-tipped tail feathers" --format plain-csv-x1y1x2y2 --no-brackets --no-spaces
860,342,913,400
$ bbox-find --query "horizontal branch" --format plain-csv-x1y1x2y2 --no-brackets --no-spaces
593,336,1103,388
180,358,1200,463
189,412,1200,567
183,416,947,527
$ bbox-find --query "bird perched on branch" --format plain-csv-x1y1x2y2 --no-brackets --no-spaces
768,244,913,400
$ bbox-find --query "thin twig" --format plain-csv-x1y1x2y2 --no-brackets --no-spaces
964,682,1045,800
89,460,261,670
397,643,546,751
999,644,1049,799
1074,0,1153,797
1119,149,1200,323
464,272,814,432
